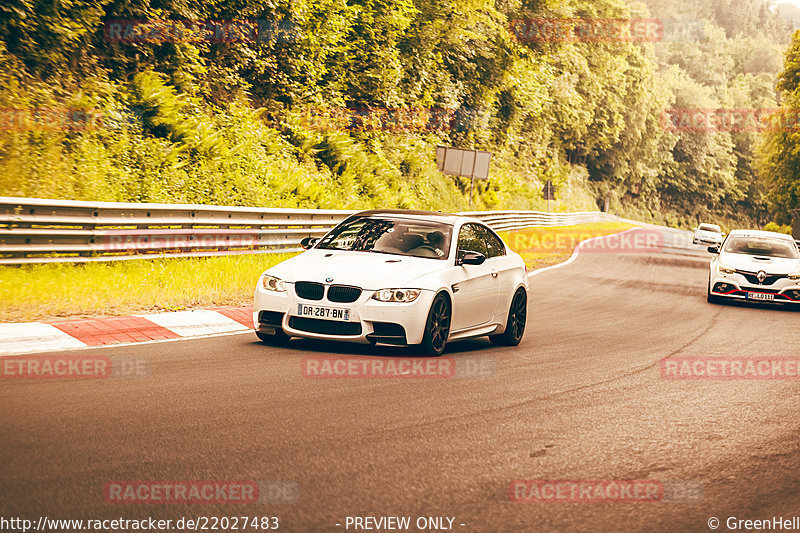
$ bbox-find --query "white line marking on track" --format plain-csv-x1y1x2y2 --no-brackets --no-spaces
0,323,87,356
0,329,256,357
137,310,250,336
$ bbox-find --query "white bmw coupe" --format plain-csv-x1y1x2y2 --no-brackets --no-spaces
253,210,529,355
707,229,800,305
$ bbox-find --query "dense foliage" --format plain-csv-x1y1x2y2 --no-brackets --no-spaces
759,21,800,225
0,0,797,225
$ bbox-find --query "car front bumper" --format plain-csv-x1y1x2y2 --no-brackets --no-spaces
694,236,722,245
253,283,439,345
710,274,800,303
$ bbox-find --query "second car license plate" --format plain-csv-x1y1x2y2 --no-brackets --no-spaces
297,304,350,321
746,292,774,301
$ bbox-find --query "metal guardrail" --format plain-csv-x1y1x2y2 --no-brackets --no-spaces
458,210,617,231
0,197,617,264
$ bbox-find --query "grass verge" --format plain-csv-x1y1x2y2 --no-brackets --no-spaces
0,221,637,322
0,253,296,322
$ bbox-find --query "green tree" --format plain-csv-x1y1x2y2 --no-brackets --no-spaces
758,30,800,224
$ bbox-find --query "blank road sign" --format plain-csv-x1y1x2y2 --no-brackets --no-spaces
460,150,476,177
473,151,491,180
436,146,492,179
442,148,464,176
436,146,446,172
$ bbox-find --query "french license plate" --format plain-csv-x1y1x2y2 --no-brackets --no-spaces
296,304,350,321
746,292,774,301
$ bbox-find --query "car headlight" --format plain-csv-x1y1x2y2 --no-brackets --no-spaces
718,264,736,274
372,288,421,303
261,274,287,292
789,272,800,281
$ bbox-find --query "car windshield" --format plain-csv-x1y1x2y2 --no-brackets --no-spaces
723,236,799,259
698,224,720,232
316,216,453,259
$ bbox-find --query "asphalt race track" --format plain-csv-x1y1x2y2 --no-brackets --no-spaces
2,228,800,532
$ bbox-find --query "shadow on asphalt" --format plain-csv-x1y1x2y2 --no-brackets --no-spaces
708,298,800,313
249,335,507,358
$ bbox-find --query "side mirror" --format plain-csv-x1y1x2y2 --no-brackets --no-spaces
457,251,486,266
707,246,719,254
300,237,319,250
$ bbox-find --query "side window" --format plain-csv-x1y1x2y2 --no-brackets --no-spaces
457,224,487,257
478,225,506,258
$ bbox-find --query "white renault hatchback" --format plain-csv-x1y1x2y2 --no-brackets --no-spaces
707,229,800,304
253,210,529,354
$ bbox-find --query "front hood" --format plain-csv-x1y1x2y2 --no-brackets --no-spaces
266,249,447,290
719,252,800,274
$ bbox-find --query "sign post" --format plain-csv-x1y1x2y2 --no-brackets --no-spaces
542,179,555,212
436,146,492,207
